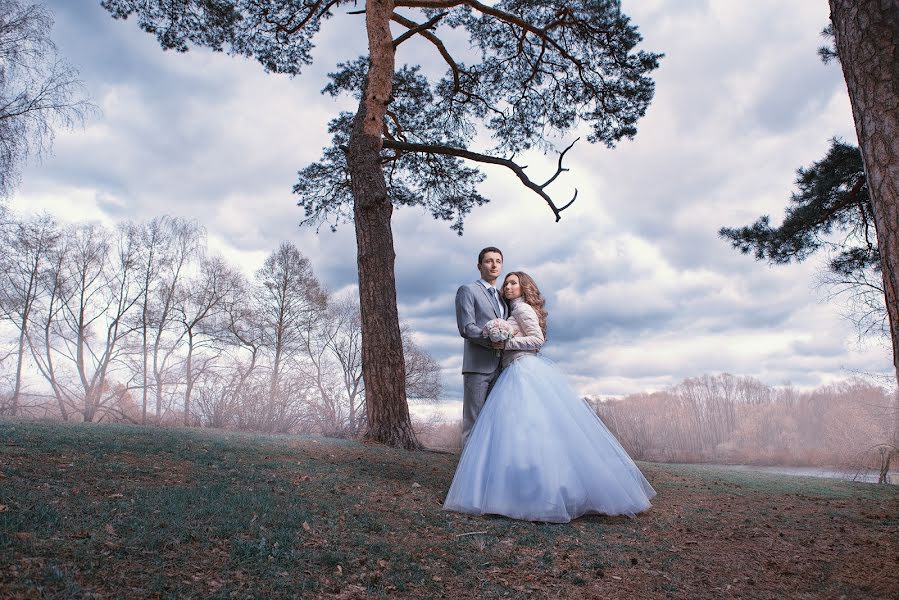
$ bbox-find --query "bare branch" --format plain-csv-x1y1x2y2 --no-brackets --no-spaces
391,12,460,94
382,138,578,220
384,109,407,142
392,11,446,48
542,136,578,189
394,0,466,8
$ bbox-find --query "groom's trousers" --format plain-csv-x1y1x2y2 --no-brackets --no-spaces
461,364,502,449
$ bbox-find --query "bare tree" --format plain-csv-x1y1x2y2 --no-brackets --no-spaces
131,216,202,423
401,322,441,403
0,214,444,436
146,218,202,422
325,294,366,435
253,241,327,432
53,222,140,422
188,276,259,430
0,211,58,414
26,224,73,419
132,218,168,423
203,274,264,429
294,288,348,436
0,0,96,196
176,254,241,426
317,294,442,437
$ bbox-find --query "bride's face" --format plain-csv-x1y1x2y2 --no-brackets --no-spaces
502,275,522,300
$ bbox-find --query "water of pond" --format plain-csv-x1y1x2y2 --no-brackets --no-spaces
703,463,898,485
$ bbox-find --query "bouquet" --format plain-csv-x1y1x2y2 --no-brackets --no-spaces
483,319,515,355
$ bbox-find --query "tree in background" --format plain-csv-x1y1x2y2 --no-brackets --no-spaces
176,254,242,426
596,373,893,476
101,0,661,448
254,241,328,433
0,0,95,196
0,206,444,433
145,218,202,422
0,212,58,415
52,223,141,422
130,217,203,423
306,293,443,436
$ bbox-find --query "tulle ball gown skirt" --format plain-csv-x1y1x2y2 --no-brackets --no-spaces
444,355,656,523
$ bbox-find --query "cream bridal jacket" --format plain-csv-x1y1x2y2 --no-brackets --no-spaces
503,297,545,367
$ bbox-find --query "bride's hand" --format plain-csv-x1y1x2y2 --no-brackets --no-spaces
492,341,504,350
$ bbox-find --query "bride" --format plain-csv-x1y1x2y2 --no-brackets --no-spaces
443,271,656,523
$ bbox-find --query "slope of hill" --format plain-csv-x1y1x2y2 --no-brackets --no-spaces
1,421,897,598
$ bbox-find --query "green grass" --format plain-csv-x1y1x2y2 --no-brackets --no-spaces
1,419,897,599
661,462,897,499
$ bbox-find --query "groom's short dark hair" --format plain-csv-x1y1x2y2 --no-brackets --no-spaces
478,246,503,264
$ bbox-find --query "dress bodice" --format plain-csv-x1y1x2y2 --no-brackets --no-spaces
503,298,545,367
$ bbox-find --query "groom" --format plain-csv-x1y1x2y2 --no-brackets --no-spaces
455,246,507,448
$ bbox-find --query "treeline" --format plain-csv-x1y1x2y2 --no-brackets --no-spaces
594,373,895,470
0,209,441,436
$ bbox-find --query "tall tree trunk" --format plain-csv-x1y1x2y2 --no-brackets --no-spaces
84,387,97,423
11,322,28,416
31,287,69,421
10,269,37,416
183,331,194,427
830,0,899,455
346,0,420,449
142,310,148,424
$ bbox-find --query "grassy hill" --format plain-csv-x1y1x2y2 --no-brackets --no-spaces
1,420,897,598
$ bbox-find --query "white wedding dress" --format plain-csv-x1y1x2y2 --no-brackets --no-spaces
444,298,656,523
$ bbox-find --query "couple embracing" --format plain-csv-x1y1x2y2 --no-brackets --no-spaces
443,247,656,523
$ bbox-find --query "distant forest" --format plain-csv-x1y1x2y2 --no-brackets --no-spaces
0,210,441,436
594,373,894,472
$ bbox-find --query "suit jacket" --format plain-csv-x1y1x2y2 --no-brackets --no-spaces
456,281,508,374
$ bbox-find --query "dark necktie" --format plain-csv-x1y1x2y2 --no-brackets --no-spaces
489,287,502,316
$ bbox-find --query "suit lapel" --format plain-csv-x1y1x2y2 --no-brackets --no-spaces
477,282,501,318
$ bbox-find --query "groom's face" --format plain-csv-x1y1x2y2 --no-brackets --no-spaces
478,252,503,283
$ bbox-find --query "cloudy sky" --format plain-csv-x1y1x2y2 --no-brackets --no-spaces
12,1,893,411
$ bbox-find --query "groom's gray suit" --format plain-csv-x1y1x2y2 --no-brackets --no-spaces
456,279,508,448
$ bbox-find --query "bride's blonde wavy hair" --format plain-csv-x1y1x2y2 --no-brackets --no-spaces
505,271,548,337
